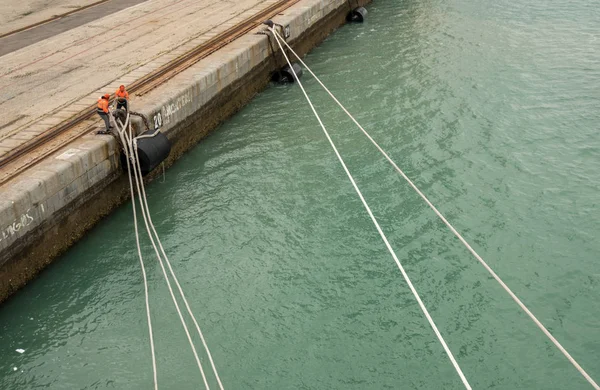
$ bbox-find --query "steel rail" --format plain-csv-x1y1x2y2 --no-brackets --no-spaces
0,0,301,183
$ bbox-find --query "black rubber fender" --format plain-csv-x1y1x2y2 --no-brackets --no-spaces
120,130,171,176
135,130,171,176
272,63,303,83
347,7,368,23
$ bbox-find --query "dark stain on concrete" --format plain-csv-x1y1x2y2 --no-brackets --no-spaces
0,0,148,57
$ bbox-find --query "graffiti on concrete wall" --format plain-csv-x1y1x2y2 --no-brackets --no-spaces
153,90,193,130
0,210,35,244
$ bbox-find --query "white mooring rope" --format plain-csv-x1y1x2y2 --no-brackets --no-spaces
113,113,224,389
122,123,210,389
113,113,158,390
132,134,225,390
269,27,473,390
270,28,599,390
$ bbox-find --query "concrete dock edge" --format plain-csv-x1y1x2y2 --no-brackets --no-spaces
0,0,371,303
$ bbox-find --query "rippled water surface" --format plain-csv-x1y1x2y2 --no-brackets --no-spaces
1,0,599,388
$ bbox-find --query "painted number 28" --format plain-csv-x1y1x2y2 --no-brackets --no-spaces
153,112,163,129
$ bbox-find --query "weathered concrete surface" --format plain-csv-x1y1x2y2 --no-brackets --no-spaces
0,0,97,36
0,0,371,303
0,0,285,155
0,0,148,56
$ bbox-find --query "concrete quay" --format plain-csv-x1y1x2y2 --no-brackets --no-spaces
0,0,98,37
0,0,371,302
0,0,279,151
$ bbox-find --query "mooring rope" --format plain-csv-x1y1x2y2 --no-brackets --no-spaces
269,27,473,390
112,113,158,390
131,134,225,390
121,123,211,389
270,28,600,390
113,113,223,389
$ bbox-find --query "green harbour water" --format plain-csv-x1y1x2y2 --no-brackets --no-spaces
1,0,599,388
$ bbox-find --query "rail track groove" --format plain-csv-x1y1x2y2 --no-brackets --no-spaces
0,0,301,185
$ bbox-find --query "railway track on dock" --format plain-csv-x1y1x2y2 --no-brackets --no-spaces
0,0,301,185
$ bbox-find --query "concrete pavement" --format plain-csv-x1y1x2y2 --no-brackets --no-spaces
0,0,148,56
0,0,97,36
0,0,280,157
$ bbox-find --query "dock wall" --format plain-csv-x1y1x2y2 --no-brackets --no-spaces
0,0,371,303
